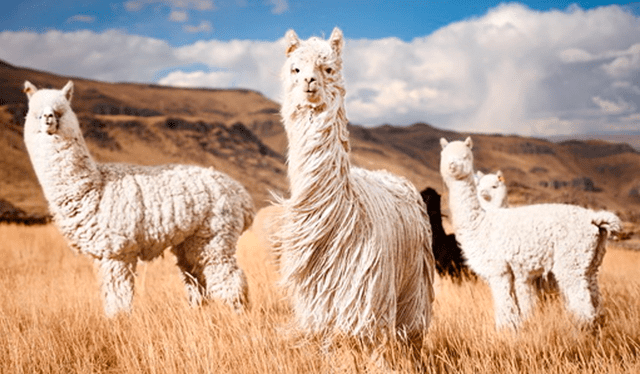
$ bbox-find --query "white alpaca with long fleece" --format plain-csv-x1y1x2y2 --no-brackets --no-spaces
440,137,621,330
475,170,508,208
23,81,254,317
274,28,435,344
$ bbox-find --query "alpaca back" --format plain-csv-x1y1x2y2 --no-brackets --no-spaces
75,162,253,260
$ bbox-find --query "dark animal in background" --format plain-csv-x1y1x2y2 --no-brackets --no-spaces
420,187,474,280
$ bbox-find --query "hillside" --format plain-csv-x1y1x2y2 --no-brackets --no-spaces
1,59,640,245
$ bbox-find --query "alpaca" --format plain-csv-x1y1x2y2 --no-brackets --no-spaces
420,187,473,279
23,80,254,317
439,137,621,330
274,28,435,346
476,170,560,293
475,170,508,209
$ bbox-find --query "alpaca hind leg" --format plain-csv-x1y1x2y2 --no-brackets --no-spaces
171,238,206,307
556,273,599,326
488,271,521,330
556,239,606,327
201,232,249,311
97,255,137,317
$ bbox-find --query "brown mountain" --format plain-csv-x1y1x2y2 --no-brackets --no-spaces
1,59,639,245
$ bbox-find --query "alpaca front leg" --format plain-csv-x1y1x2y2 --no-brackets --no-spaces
488,273,521,330
97,256,137,317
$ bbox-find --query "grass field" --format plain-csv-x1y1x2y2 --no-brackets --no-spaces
0,223,638,373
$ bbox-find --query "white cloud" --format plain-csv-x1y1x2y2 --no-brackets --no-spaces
67,15,96,24
1,3,639,137
266,0,288,15
158,70,235,87
183,20,213,33
0,29,179,83
592,96,635,115
169,10,188,22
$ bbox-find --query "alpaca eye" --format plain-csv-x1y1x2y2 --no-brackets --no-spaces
292,67,300,74
325,67,333,74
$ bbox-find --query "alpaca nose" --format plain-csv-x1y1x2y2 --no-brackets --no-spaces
44,112,55,125
304,75,318,91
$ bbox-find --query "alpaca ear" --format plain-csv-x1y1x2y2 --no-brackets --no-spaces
329,27,344,55
439,138,449,149
62,80,74,102
476,171,484,178
24,81,38,99
465,136,473,149
497,170,505,182
285,29,300,57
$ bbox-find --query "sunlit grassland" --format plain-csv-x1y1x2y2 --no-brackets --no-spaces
0,223,638,373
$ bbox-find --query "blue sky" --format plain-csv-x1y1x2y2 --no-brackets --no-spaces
1,1,640,136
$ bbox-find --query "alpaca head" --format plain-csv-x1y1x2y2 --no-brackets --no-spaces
439,137,474,181
24,80,77,137
476,170,507,207
282,27,345,112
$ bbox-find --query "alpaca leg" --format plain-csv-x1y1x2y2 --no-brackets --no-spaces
201,232,249,311
514,275,535,320
488,272,521,330
97,255,137,317
556,274,598,325
171,238,206,307
555,240,606,327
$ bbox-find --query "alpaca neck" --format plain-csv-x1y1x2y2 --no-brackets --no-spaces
26,121,102,217
284,100,352,208
446,175,485,234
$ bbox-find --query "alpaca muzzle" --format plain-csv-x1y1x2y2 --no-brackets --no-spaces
40,107,59,135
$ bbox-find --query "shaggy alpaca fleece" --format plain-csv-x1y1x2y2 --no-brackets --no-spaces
23,81,254,317
274,28,435,344
475,170,508,208
440,137,621,330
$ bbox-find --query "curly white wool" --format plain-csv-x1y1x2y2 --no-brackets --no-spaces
440,137,621,330
23,81,254,317
274,28,435,345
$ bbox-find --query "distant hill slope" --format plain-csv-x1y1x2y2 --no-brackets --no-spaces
1,59,639,245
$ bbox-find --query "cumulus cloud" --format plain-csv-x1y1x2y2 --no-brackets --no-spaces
0,29,179,83
163,38,285,97
1,3,639,136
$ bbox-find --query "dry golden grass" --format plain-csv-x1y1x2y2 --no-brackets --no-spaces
1,223,639,373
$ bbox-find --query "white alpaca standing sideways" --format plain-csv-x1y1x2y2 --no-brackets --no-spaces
440,137,620,330
274,28,435,344
475,170,508,209
23,81,254,317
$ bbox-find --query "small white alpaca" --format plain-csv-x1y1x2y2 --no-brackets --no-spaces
274,28,435,345
475,170,508,208
440,137,620,330
23,81,254,317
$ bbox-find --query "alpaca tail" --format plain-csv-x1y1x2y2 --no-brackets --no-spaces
591,211,622,236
